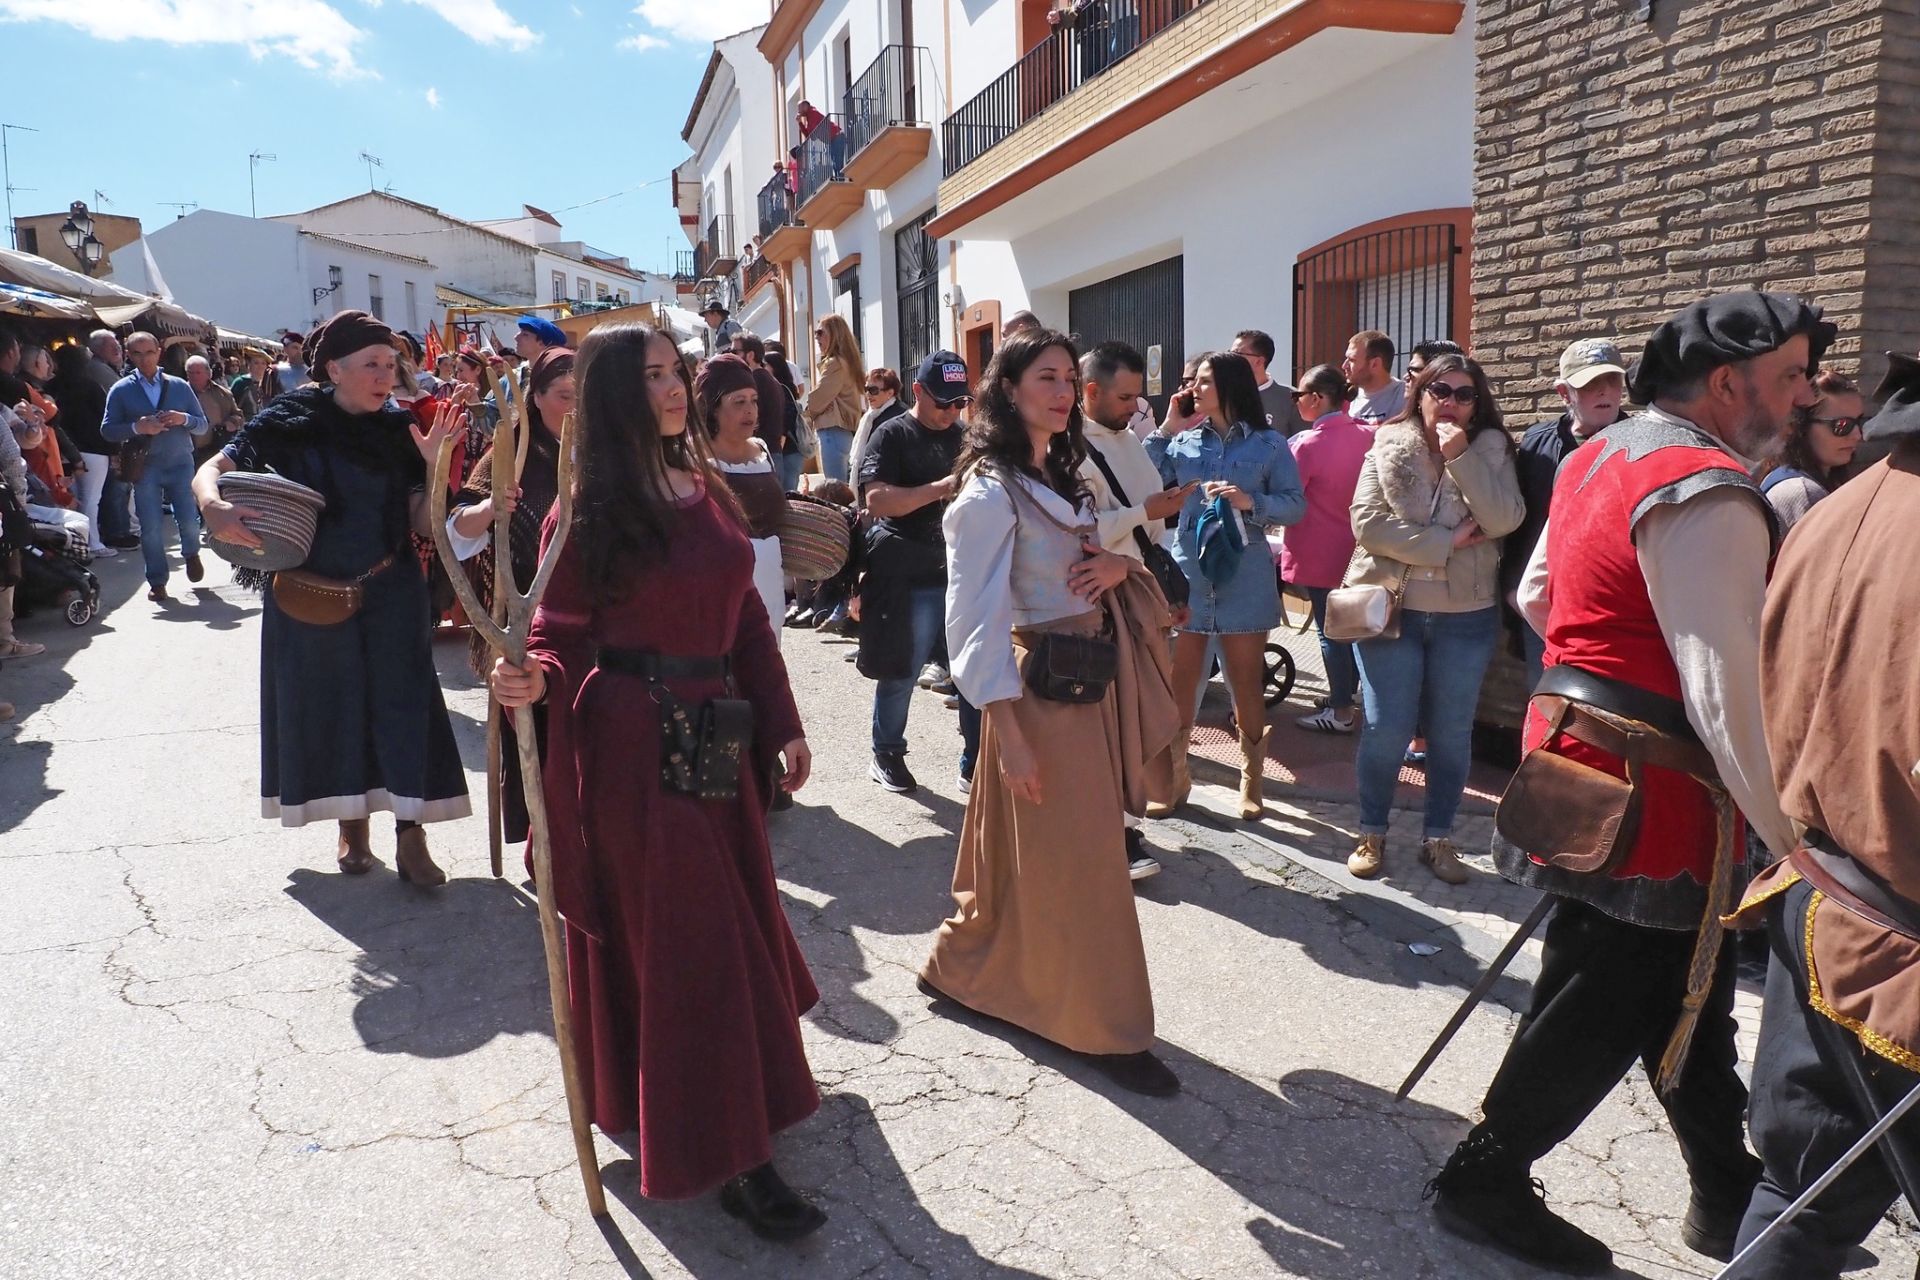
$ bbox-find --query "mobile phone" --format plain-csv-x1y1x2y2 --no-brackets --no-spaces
1175,391,1195,416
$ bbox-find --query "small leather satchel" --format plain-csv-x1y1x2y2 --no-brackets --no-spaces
1026,630,1118,704
271,555,395,627
1495,695,1646,874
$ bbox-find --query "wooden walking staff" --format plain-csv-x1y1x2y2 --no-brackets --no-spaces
426,392,607,1218
477,367,533,881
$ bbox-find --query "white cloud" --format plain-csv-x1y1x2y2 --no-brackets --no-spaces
617,31,665,52
424,85,441,108
399,0,538,50
629,0,764,43
0,0,371,77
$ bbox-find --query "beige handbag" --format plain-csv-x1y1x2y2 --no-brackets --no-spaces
1323,474,1445,644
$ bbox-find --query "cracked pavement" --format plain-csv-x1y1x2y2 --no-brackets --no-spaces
1,559,1914,1279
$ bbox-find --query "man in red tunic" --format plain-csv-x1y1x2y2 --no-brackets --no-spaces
1426,292,1832,1275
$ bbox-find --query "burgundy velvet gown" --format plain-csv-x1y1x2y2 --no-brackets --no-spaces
528,489,820,1200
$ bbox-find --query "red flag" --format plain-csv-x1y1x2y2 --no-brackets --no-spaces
423,325,444,366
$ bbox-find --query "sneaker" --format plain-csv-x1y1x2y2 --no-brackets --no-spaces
1125,828,1161,881
929,676,958,696
1347,834,1385,879
1420,837,1470,885
1426,1132,1613,1275
870,751,917,793
957,770,972,795
0,639,47,658
917,663,949,690
1296,706,1357,734
816,609,855,636
88,544,118,559
942,694,960,710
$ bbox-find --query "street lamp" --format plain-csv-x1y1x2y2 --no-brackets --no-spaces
59,200,104,274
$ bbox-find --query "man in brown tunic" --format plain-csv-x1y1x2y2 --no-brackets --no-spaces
1730,352,1920,1277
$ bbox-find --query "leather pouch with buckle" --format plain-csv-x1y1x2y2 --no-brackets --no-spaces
271,555,395,628
694,699,755,801
1026,630,1117,704
1496,695,1644,874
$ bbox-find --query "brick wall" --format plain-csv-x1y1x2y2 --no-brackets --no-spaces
1472,0,1920,420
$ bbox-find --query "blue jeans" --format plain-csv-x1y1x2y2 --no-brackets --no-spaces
1304,586,1359,710
871,584,980,768
1353,606,1500,837
777,451,804,494
817,427,852,484
97,469,132,542
134,453,202,588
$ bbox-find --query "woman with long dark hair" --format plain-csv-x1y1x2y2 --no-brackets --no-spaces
446,346,574,852
192,310,470,884
1146,350,1305,820
488,324,824,1237
1344,353,1523,885
922,328,1184,1098
1760,366,1862,534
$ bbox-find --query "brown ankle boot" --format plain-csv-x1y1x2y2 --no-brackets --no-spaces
337,819,375,874
394,827,447,886
1237,727,1269,820
1145,729,1192,819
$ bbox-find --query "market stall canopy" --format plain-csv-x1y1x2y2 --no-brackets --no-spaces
0,246,214,339
0,281,94,322
216,326,283,355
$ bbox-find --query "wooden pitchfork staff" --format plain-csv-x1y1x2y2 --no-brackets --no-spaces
425,374,607,1217
481,369,532,880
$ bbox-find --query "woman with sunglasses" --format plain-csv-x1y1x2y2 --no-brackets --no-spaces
1345,353,1523,885
1760,367,1862,534
847,366,906,489
804,314,866,483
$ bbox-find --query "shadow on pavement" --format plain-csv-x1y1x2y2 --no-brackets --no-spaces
594,1091,1046,1280
283,866,552,1056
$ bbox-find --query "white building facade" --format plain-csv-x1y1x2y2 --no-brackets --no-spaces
681,25,783,345
109,208,438,338
680,0,1474,400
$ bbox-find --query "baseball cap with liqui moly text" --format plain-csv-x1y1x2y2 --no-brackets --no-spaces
916,350,973,406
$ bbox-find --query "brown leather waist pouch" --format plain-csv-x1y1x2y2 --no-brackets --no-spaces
272,555,394,627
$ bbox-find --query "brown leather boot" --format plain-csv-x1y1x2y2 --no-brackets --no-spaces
1144,729,1192,819
394,826,448,886
337,819,375,874
1237,727,1269,820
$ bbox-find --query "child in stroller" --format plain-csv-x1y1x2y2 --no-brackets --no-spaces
17,522,100,627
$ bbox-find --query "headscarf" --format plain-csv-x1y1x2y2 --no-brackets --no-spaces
1629,291,1836,403
1866,352,1920,444
694,353,757,419
305,310,398,384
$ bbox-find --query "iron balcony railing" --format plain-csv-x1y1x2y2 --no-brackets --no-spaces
842,44,932,163
672,249,696,282
943,0,1206,176
694,213,736,279
795,113,851,209
744,251,777,293
758,170,796,239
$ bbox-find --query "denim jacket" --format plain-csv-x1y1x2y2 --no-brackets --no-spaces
1145,419,1305,564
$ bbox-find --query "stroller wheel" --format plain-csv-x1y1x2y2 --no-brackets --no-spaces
65,595,94,627
1262,642,1296,708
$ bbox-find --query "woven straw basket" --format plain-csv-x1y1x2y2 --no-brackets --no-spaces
212,471,326,573
777,493,851,581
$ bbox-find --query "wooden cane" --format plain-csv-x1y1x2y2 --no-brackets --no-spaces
428,406,607,1218
485,703,504,879
482,367,522,881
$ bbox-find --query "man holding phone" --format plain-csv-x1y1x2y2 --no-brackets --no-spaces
102,331,210,602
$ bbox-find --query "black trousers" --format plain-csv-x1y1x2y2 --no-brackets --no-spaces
1733,878,1920,1279
1473,895,1759,1213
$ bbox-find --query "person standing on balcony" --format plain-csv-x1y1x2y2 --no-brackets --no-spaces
805,315,865,484
1342,330,1406,425
1230,329,1305,437
796,101,846,179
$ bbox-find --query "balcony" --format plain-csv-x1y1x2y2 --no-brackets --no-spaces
841,45,935,190
672,159,701,239
756,173,810,263
673,249,697,296
694,214,737,279
795,117,864,230
744,251,778,297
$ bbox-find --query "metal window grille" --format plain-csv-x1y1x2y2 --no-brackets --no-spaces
1291,221,1460,380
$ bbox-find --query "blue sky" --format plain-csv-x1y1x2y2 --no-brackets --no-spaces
0,0,769,275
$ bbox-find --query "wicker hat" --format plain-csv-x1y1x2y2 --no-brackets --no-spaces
776,492,851,580
211,471,327,572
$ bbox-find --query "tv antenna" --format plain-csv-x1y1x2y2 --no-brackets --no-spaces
248,151,276,218
161,201,199,220
93,190,113,208
1,121,39,251
359,151,385,190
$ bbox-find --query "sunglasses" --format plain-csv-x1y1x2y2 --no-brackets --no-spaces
864,385,886,394
1424,381,1478,405
1812,415,1862,437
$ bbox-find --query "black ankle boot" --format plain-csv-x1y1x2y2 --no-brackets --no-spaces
1086,1049,1180,1097
719,1161,827,1242
1425,1129,1613,1275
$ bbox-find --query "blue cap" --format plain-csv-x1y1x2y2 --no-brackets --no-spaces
914,350,971,405
517,315,567,347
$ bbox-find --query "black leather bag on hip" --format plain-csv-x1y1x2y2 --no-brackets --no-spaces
1026,630,1118,704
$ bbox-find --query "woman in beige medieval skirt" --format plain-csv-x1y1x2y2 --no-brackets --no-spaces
921,328,1183,1097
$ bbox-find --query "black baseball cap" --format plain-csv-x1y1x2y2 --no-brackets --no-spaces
915,350,971,406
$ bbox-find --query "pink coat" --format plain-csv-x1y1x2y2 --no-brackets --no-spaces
1279,411,1374,589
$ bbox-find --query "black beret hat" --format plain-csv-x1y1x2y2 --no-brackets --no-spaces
1629,291,1837,403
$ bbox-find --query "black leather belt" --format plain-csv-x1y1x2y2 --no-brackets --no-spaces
1536,664,1698,743
595,648,731,681
1793,832,1920,941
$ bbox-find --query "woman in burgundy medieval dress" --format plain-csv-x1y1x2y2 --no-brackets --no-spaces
489,323,825,1240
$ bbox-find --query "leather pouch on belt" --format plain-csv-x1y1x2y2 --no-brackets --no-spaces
1495,694,1643,874
272,568,364,627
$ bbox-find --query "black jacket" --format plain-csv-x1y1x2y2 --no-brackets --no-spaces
1502,413,1589,599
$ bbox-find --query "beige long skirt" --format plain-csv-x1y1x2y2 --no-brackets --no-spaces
920,622,1155,1055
